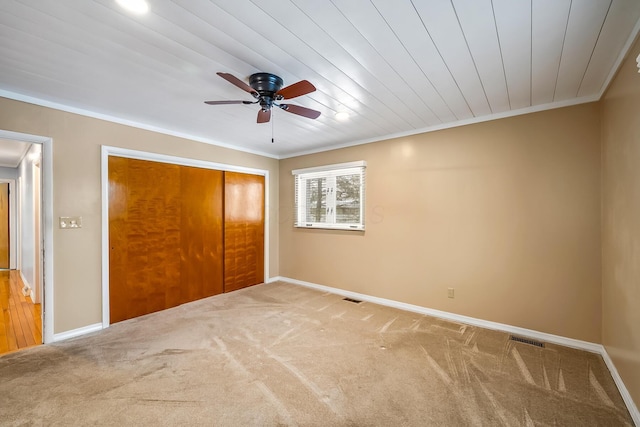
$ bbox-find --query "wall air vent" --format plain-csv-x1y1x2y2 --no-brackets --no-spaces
342,297,362,304
510,335,545,348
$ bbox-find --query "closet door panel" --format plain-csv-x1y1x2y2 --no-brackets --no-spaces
224,172,265,292
109,157,182,323
180,167,224,303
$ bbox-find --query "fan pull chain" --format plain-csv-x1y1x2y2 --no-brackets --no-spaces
271,109,275,143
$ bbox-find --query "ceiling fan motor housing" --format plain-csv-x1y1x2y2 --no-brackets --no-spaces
206,71,320,122
250,73,284,110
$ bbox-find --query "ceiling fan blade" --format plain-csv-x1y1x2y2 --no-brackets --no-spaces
276,80,316,99
257,109,271,123
279,104,321,119
204,100,255,105
216,72,258,97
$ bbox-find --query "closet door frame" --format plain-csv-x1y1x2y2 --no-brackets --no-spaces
100,146,269,328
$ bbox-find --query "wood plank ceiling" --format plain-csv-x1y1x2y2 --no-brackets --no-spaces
1,0,639,158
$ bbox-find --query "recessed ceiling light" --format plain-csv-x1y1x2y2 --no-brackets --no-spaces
116,0,149,14
335,112,350,121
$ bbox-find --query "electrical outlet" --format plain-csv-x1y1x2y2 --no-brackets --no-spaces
59,216,82,229
447,288,455,298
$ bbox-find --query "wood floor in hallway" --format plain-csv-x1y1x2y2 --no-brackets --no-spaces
0,270,41,355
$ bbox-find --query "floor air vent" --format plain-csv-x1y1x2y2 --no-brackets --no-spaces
342,297,362,304
510,335,545,348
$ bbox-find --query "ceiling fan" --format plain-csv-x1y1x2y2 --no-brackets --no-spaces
205,72,321,123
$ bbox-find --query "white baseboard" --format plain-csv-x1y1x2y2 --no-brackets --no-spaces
274,276,601,351
19,271,31,294
18,271,38,301
52,323,103,342
273,276,639,424
601,348,640,426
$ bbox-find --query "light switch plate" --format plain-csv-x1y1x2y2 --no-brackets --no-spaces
59,216,82,229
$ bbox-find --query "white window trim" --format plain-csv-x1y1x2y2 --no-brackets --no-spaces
293,161,366,231
292,160,366,175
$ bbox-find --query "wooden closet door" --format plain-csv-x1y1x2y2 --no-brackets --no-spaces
180,166,224,303
108,157,224,323
224,172,265,293
109,157,182,323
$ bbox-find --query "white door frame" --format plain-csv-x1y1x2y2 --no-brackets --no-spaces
32,160,42,304
101,146,270,328
0,129,54,344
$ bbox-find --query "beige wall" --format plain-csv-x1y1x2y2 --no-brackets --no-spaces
0,97,279,334
0,95,605,345
601,36,640,407
280,103,602,343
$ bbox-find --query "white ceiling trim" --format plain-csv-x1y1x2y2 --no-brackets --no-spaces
279,93,600,159
0,138,31,167
0,86,614,161
597,16,640,98
0,89,279,159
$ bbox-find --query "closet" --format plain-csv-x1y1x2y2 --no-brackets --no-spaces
108,156,264,323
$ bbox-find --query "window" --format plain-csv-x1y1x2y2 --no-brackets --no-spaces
293,161,366,230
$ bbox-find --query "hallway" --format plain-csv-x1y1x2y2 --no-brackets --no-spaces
0,270,41,354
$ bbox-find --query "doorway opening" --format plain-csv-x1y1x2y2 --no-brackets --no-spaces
0,129,53,353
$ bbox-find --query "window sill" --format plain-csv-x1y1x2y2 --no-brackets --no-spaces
295,224,364,231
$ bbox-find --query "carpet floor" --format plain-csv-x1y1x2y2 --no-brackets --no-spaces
0,281,633,426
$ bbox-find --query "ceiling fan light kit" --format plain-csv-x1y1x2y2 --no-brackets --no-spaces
205,72,321,124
